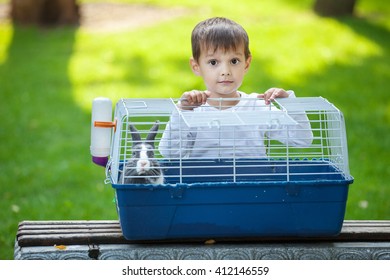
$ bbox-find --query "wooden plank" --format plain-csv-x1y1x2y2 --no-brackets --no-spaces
16,220,390,247
343,220,390,230
18,220,120,228
17,229,123,237
17,224,121,232
17,232,128,247
16,220,123,246
18,220,119,225
337,220,390,241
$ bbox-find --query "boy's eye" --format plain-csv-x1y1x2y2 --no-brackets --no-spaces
231,58,240,65
208,60,218,66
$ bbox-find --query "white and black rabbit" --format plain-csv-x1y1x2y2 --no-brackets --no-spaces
119,121,164,184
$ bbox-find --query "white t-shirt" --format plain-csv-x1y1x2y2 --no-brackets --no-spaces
158,91,313,159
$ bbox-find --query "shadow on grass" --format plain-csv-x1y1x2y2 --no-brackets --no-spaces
335,16,390,219
290,16,389,219
0,26,116,259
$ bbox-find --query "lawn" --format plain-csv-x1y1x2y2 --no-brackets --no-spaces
0,0,389,259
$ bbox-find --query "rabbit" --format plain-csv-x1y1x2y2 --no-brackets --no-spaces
119,121,164,184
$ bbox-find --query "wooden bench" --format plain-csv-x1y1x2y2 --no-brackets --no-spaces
14,220,390,260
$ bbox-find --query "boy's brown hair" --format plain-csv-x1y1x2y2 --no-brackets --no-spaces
191,17,251,62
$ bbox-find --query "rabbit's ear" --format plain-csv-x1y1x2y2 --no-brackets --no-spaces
146,121,160,142
129,124,142,142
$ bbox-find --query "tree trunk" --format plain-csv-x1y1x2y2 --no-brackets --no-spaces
10,0,80,26
313,0,356,17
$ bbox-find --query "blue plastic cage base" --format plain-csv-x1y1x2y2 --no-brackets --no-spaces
112,159,353,240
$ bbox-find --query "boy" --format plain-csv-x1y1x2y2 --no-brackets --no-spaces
159,17,313,158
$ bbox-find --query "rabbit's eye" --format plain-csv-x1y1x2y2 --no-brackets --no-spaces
147,151,154,158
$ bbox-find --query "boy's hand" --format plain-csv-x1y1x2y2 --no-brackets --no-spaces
258,88,290,105
178,90,210,110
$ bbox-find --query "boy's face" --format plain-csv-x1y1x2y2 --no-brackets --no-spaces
190,45,252,98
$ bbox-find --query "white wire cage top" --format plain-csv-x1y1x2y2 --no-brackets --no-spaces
116,98,177,115
274,96,339,112
108,97,352,184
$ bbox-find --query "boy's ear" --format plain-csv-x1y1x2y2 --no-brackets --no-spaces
244,55,252,73
190,57,201,76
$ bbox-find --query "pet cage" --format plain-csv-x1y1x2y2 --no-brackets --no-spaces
93,96,354,241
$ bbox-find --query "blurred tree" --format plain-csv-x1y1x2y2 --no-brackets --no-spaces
314,0,356,16
10,0,79,26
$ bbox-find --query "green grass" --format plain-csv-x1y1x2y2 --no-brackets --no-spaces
0,0,389,259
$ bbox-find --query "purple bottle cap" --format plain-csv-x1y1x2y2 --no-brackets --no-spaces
92,156,108,167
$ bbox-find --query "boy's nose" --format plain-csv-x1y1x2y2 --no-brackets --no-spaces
221,63,231,76
221,68,231,76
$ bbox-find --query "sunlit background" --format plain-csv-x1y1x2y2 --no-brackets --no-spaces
0,0,389,259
